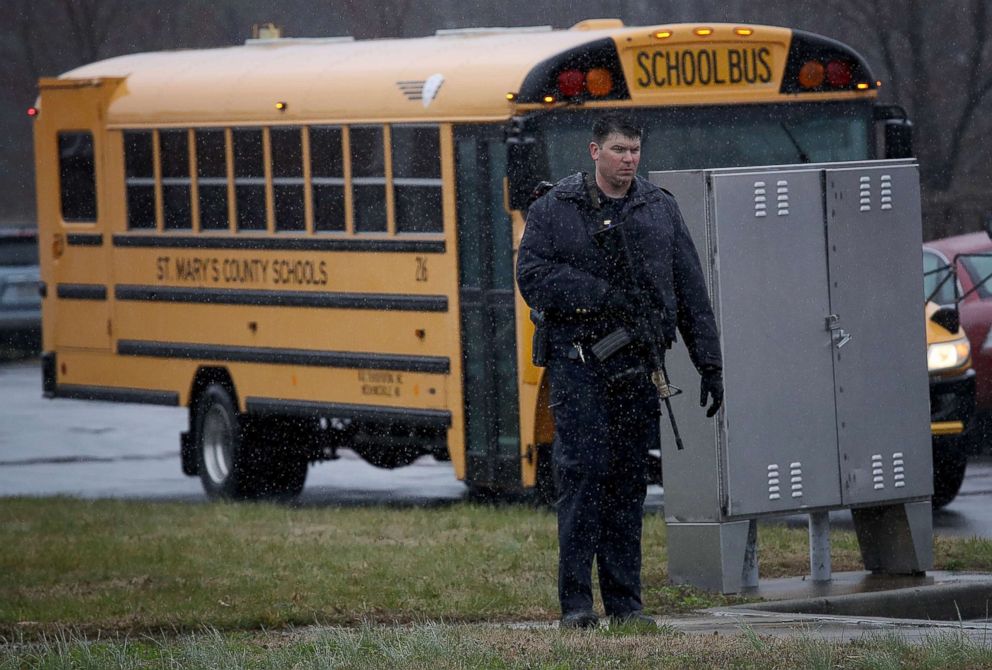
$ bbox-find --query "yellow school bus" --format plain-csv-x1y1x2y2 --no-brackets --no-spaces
34,20,906,499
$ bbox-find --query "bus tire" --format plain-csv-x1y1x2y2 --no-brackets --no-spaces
194,383,263,500
932,439,968,509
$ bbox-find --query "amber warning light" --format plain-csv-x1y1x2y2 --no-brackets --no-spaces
554,67,615,99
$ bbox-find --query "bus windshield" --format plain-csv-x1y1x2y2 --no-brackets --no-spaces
533,101,873,180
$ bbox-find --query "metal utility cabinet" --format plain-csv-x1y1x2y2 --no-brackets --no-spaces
650,160,932,593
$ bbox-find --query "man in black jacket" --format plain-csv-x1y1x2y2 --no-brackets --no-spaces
516,112,723,629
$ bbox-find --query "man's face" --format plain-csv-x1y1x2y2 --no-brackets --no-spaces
590,132,641,191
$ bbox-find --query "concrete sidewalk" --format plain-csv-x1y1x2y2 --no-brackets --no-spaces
514,571,992,642
688,570,992,642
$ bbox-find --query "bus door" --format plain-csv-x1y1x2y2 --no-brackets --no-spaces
454,127,521,490
36,79,117,352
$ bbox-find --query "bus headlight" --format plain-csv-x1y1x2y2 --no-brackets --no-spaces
927,337,971,372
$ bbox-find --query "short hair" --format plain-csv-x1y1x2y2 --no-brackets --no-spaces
592,112,642,144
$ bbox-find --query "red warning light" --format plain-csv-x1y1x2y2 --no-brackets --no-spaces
556,69,585,98
825,60,853,87
27,107,39,117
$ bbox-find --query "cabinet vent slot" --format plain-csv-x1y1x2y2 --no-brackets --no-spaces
789,461,802,498
872,453,885,489
776,179,789,217
859,174,871,212
880,174,893,211
892,451,905,487
753,180,767,218
767,463,780,500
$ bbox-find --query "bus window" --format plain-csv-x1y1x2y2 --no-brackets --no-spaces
123,131,155,229
310,127,345,233
391,125,442,234
58,132,97,222
350,126,387,233
537,104,872,180
195,129,229,231
160,129,192,230
232,128,266,231
59,132,96,222
270,127,305,232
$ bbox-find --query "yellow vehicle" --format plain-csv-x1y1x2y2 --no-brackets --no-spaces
925,301,976,508
34,20,915,499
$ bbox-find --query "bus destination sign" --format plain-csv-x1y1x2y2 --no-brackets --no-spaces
627,45,777,91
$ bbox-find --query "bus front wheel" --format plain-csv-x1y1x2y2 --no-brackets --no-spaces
932,438,968,509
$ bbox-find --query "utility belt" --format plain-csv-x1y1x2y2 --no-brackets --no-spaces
531,308,612,367
565,327,634,363
562,327,653,385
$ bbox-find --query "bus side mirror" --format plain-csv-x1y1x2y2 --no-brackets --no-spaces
506,132,548,211
884,118,913,159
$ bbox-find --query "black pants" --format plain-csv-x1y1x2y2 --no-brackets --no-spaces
548,352,660,617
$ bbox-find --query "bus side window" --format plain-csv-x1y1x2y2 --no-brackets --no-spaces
310,127,344,232
123,131,154,229
270,127,305,232
350,126,387,233
195,129,229,231
391,125,442,234
232,129,266,232
58,131,98,223
160,129,192,230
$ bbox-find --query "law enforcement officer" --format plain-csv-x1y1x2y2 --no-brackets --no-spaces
516,112,723,629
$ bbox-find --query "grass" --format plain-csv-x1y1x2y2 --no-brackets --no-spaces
4,497,992,666
2,625,992,669
4,497,992,638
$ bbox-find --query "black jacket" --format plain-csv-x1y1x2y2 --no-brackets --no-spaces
516,172,721,372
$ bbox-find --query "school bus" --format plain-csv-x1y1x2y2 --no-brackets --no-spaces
34,20,917,500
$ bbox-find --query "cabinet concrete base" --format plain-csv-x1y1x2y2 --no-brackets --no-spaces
667,520,752,594
852,500,934,574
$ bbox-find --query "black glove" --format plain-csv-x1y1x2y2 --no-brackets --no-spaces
699,367,723,418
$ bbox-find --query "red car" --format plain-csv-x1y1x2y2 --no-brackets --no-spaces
924,232,992,451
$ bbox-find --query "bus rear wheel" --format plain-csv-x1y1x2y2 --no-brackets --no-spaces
194,384,307,500
195,384,258,499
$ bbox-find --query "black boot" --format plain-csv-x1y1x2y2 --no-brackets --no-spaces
560,610,599,629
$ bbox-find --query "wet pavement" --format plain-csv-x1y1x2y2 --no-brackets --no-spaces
0,358,989,537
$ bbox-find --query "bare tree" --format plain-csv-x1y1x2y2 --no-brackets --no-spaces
824,0,992,199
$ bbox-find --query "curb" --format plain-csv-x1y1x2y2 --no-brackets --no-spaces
722,580,992,620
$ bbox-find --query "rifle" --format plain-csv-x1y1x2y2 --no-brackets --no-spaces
584,174,686,450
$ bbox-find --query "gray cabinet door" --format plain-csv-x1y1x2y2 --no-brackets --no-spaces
824,165,932,504
712,169,842,516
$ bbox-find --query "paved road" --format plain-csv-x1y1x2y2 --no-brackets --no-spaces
0,360,470,506
0,359,988,538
